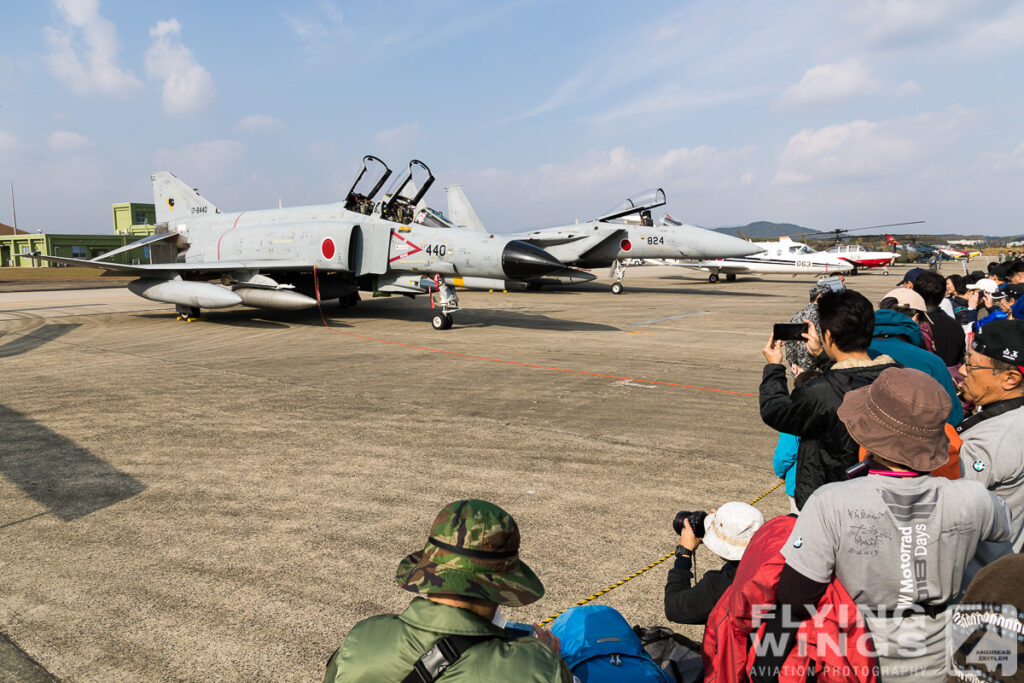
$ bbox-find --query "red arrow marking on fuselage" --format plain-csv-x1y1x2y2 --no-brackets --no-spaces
388,231,423,263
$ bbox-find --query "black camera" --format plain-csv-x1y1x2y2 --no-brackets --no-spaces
673,510,708,538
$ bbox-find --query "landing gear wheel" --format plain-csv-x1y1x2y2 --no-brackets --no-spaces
849,267,858,276
610,281,624,295
431,312,453,330
176,306,201,322
725,273,737,282
339,291,360,308
708,273,719,283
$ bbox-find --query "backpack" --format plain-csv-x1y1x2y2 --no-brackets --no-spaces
634,626,704,683
550,605,673,683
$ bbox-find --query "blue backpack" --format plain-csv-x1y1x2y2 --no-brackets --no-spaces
550,605,673,683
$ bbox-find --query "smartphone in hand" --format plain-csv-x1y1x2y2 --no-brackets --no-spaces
772,322,809,342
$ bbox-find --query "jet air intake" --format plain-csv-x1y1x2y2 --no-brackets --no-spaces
501,241,564,280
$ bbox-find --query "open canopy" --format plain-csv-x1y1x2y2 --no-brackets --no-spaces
596,188,666,222
344,155,391,214
381,160,435,223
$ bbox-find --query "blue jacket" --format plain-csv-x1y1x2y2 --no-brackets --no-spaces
975,310,1008,333
868,309,963,425
773,433,799,497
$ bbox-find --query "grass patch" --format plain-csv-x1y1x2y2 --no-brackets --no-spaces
0,267,133,283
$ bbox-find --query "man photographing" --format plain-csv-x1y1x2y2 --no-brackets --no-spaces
664,502,764,625
760,289,897,508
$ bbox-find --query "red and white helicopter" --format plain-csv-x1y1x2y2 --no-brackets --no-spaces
791,221,924,275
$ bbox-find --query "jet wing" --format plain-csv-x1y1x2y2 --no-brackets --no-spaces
521,226,626,263
24,253,312,273
86,232,180,263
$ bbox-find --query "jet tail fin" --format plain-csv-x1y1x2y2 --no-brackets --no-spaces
152,171,219,224
445,185,487,233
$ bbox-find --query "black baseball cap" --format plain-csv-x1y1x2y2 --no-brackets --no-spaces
899,267,928,285
1002,283,1024,301
972,319,1024,371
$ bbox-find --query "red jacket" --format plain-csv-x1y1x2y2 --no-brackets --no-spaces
702,516,877,683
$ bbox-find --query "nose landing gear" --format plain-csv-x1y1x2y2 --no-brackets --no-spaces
429,275,459,330
610,259,627,294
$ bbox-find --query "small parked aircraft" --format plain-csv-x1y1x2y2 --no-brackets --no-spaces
686,236,853,282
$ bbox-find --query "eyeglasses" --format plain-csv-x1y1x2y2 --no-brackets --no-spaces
962,361,999,373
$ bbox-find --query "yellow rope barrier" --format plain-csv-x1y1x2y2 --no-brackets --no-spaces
537,479,786,626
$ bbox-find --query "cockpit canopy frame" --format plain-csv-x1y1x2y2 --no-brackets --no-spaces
596,188,667,223
344,155,392,215
381,160,435,224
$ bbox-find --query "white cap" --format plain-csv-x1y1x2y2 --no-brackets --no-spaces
966,278,1000,295
702,502,765,561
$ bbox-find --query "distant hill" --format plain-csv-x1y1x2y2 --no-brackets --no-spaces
713,221,820,239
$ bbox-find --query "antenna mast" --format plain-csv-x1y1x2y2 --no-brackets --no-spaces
10,179,16,230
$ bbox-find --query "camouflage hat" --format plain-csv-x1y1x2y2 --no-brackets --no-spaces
396,499,544,607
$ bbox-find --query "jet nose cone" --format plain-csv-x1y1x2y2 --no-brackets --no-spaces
502,240,565,279
681,226,765,259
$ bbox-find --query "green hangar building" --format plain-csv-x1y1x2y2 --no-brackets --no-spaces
1,203,157,268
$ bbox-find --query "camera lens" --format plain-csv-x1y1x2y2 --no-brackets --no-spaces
673,511,691,535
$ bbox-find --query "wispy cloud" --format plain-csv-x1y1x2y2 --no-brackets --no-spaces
145,18,216,116
774,107,971,184
43,0,143,95
0,130,17,153
154,140,245,182
374,123,421,152
235,114,286,134
47,130,92,153
284,0,345,54
777,59,879,108
594,83,773,126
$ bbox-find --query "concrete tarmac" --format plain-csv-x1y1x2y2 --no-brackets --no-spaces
0,264,956,681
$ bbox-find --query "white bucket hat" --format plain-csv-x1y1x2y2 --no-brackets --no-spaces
702,502,765,561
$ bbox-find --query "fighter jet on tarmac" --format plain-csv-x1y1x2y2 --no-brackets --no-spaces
26,156,566,330
446,186,763,294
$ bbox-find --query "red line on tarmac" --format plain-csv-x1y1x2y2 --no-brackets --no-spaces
311,268,757,398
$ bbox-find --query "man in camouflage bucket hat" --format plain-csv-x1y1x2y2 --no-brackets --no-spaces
324,499,573,682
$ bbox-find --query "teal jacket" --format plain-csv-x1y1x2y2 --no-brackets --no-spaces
324,598,573,682
868,309,963,425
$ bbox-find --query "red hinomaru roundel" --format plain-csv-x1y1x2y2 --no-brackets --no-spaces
321,238,336,259
620,238,632,252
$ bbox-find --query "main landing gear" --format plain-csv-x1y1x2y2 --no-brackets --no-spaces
429,276,459,330
708,272,718,283
707,272,736,283
175,305,202,322
610,259,627,294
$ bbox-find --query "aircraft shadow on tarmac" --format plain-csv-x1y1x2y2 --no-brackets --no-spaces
0,323,81,359
524,280,780,298
136,301,618,332
0,405,146,527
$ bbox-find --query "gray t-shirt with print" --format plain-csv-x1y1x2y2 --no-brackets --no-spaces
783,474,1011,681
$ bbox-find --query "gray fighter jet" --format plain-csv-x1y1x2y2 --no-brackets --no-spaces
26,156,565,330
446,186,764,294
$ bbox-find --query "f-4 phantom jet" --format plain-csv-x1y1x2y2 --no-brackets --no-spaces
446,187,763,294
27,156,565,330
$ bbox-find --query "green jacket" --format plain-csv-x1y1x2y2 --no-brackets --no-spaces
324,598,573,682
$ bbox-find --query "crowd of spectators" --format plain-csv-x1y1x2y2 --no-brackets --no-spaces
323,258,1024,683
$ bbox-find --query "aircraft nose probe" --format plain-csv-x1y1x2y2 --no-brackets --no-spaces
501,240,565,279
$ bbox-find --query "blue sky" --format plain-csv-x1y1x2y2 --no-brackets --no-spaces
1,0,1023,235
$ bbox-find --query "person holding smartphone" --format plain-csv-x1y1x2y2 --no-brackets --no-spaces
760,289,898,510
